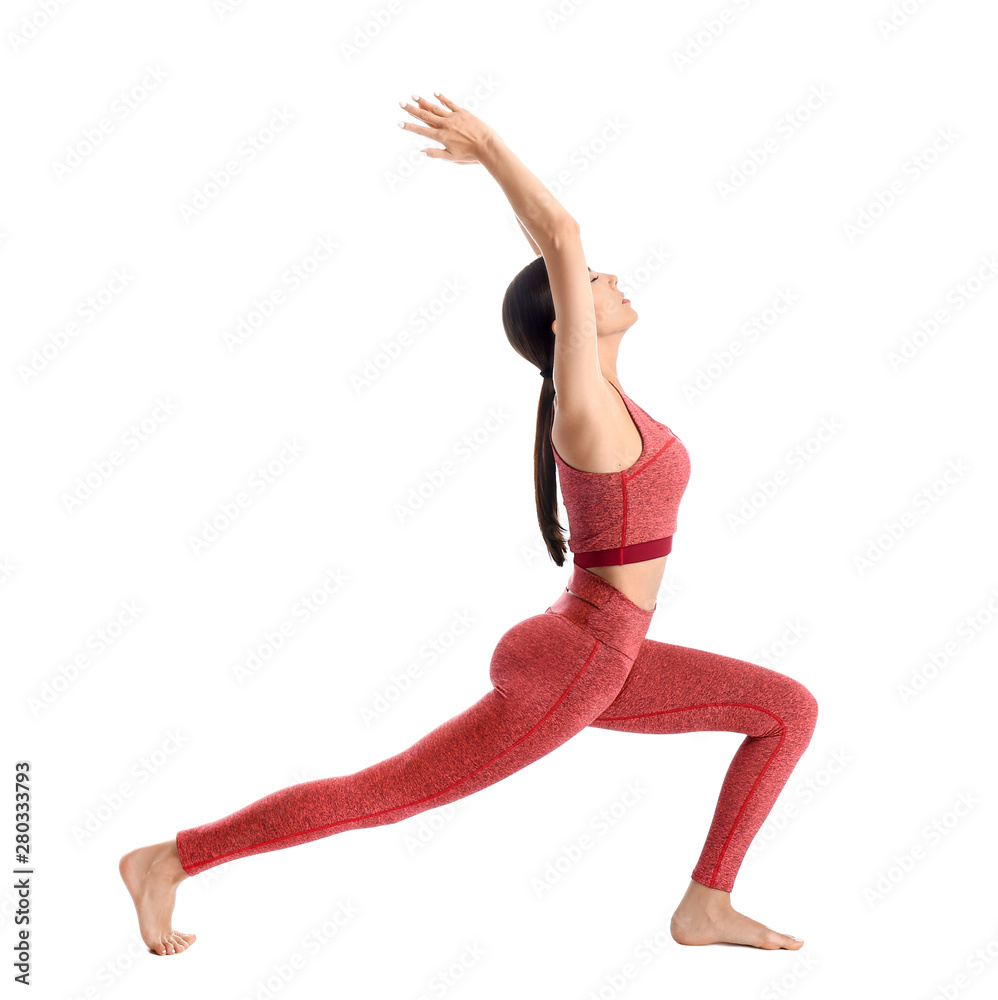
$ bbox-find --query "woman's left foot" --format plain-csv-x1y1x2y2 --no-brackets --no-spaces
119,840,196,956
670,880,803,949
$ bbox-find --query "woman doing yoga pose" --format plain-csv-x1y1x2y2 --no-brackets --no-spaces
120,92,818,956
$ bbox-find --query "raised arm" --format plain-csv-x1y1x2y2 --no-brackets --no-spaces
399,92,604,415
514,214,542,256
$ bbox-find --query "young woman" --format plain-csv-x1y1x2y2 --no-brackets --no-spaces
120,92,818,956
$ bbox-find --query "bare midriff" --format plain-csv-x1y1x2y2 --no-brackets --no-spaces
580,557,666,613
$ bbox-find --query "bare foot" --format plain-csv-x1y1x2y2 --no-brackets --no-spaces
670,879,803,950
119,839,196,956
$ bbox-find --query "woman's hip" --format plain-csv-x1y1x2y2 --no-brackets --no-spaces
544,562,655,664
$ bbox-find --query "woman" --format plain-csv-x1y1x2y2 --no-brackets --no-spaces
120,92,818,956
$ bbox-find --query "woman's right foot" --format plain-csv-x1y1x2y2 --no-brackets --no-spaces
119,839,196,956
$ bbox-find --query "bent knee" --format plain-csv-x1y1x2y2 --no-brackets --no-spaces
787,679,818,732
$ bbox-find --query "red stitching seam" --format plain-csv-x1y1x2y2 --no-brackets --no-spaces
618,436,676,565
619,471,628,558
183,638,606,873
624,435,676,482
595,701,785,888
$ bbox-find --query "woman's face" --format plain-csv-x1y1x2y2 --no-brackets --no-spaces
588,266,637,332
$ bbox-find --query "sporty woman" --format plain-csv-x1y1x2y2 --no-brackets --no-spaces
120,92,818,956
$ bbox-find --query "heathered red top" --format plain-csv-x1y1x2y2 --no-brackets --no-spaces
550,383,690,568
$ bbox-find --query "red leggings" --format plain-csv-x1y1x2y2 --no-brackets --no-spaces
176,564,818,892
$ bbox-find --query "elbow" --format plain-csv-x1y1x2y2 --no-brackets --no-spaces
538,216,580,252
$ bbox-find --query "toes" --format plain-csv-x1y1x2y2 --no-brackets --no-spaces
148,932,191,956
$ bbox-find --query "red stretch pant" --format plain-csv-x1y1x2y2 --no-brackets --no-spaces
176,564,818,891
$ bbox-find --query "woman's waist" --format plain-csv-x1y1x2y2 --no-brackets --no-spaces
579,557,665,614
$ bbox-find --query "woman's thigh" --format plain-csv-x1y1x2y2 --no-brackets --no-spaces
588,636,819,740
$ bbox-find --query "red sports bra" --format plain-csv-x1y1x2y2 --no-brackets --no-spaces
549,383,690,568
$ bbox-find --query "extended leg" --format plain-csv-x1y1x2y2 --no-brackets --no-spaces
589,637,818,893
176,613,637,875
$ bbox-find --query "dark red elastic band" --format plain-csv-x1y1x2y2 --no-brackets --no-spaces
573,535,673,568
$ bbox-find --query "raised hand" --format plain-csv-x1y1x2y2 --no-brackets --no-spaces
398,92,500,165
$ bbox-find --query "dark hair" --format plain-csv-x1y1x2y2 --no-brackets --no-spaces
501,255,568,566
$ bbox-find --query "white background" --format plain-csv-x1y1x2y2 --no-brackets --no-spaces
3,0,997,996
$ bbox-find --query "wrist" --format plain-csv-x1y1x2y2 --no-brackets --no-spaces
477,131,506,167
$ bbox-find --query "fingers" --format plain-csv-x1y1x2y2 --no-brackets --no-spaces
416,93,452,118
397,117,434,140
400,98,437,122
398,92,458,157
432,91,460,112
